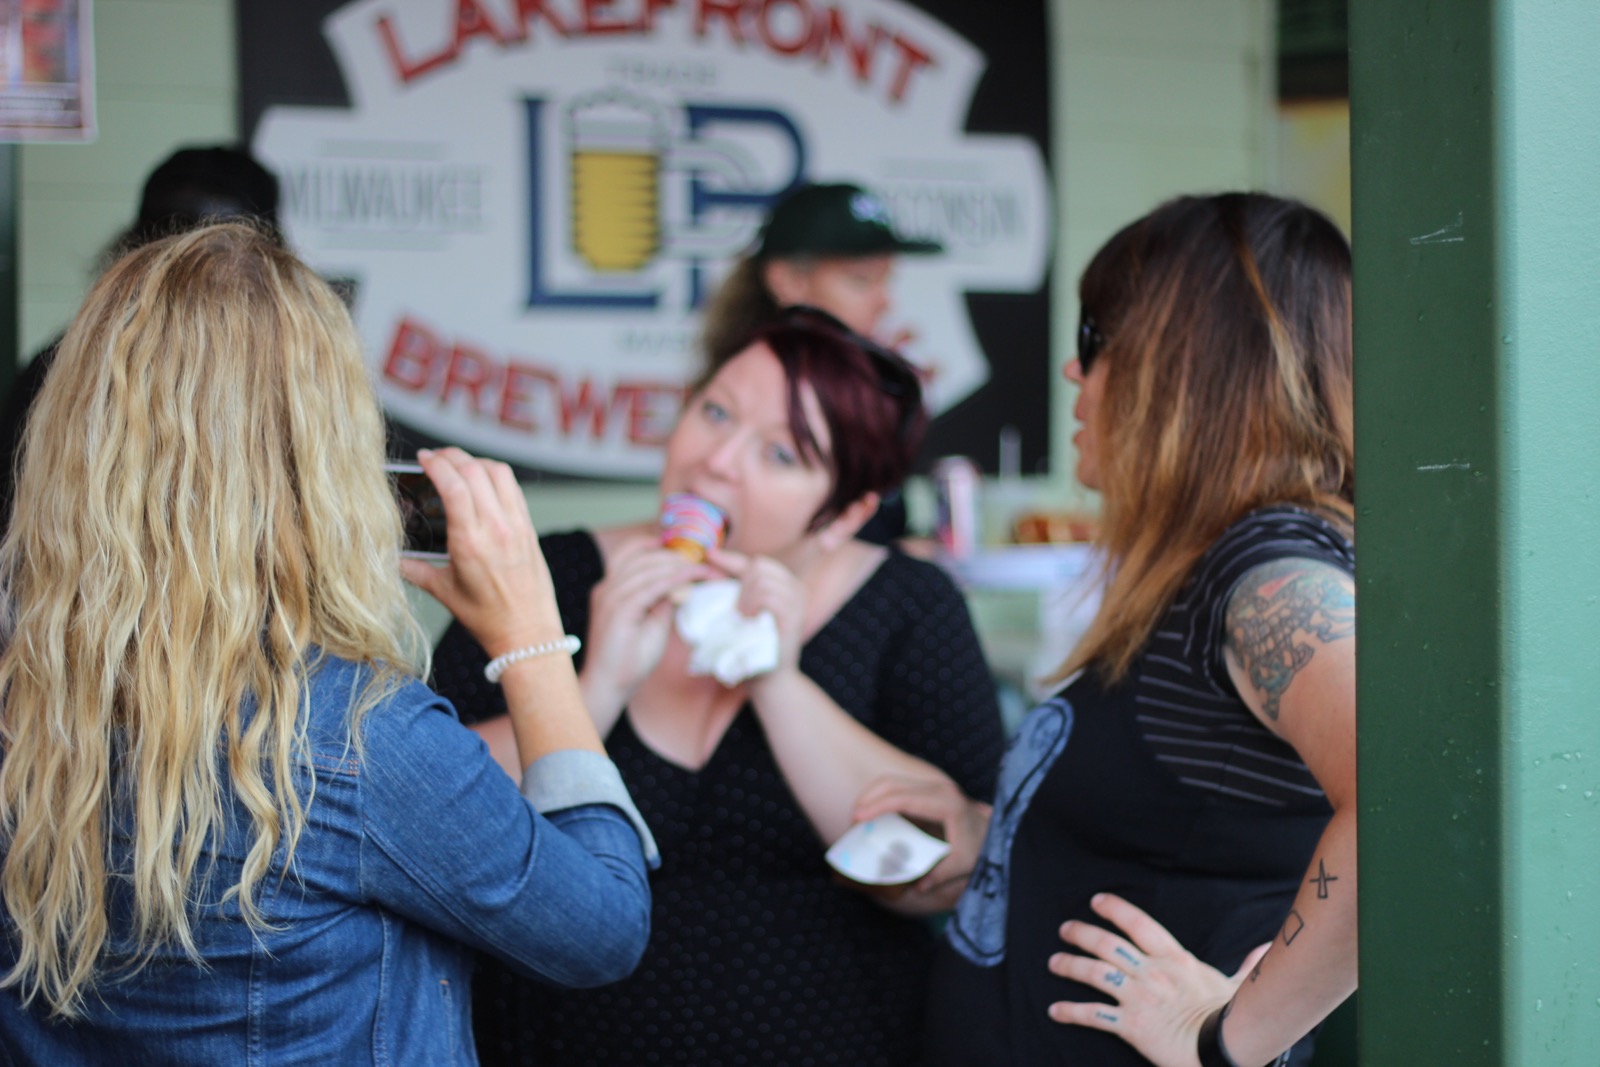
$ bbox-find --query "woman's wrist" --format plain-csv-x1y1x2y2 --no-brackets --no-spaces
1197,1003,1291,1067
484,636,581,684
1196,1003,1237,1067
577,666,626,720
745,661,804,703
477,618,568,660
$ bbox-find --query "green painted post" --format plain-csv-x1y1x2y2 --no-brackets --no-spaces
1350,1,1600,1063
1350,5,1502,1064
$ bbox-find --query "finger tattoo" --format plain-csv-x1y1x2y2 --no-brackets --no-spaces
1094,1010,1119,1025
1104,970,1126,987
1113,946,1141,968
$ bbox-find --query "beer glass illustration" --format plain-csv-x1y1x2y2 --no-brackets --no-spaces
566,90,668,273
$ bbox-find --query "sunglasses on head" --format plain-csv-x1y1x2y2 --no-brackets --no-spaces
772,304,924,443
775,304,921,401
1077,311,1106,373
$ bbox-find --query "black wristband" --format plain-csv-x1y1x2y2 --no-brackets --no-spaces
1196,1004,1238,1067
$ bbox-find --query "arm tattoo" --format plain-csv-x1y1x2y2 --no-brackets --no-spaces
1281,909,1306,946
1225,558,1355,720
1308,858,1339,899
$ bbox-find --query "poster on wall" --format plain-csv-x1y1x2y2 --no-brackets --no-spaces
241,0,1051,479
0,0,94,142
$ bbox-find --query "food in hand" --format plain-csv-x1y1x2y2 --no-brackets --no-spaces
1013,510,1099,544
660,493,728,562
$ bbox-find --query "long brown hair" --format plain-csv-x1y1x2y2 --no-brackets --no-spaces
1058,193,1353,683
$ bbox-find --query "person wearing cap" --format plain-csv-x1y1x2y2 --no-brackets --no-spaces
0,144,281,530
699,181,940,369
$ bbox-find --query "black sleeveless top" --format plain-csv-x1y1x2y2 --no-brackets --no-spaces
924,506,1354,1066
432,530,1005,1066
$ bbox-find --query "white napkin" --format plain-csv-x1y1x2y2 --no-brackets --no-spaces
825,813,952,886
674,579,780,686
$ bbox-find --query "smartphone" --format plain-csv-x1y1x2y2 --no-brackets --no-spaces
384,461,448,560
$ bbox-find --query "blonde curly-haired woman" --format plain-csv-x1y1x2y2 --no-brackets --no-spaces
0,222,655,1065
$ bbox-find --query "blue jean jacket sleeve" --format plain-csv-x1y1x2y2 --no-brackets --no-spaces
354,682,652,988
520,749,659,866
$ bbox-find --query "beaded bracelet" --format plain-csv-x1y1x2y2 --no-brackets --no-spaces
483,635,582,684
1196,1004,1238,1067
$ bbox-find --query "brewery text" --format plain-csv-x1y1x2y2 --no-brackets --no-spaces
383,314,688,446
375,0,937,105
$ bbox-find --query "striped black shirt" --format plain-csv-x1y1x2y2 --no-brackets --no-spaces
1132,506,1355,807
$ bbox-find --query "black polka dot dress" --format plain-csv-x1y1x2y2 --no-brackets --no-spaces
431,531,1005,1066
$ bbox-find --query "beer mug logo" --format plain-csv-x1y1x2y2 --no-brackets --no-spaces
566,90,668,273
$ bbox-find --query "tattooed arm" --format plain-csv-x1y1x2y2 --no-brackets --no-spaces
1216,556,1358,1065
1046,556,1357,1067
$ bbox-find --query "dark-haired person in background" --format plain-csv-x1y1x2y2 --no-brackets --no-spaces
0,143,280,528
431,308,1004,1066
859,192,1357,1066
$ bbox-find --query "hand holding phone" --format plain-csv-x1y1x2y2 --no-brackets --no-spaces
396,449,565,669
385,461,448,560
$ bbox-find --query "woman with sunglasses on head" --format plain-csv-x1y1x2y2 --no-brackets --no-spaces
430,308,1005,1066
858,193,1356,1066
0,224,654,1065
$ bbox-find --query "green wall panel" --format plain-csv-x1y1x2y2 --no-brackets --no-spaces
1498,1,1600,1062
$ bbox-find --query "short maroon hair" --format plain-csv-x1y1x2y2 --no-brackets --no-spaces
694,306,927,531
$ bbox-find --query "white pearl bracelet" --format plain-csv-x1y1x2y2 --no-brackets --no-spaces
483,635,582,684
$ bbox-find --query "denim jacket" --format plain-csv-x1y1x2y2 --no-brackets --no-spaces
0,656,657,1066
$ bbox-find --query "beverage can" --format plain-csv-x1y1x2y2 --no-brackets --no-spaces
932,456,982,557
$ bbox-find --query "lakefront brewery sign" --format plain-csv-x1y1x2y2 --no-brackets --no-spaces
249,0,1051,478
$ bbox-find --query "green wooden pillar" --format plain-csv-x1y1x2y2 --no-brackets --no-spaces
1351,1,1600,1063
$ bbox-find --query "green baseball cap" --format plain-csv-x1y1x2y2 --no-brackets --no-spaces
756,182,942,259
